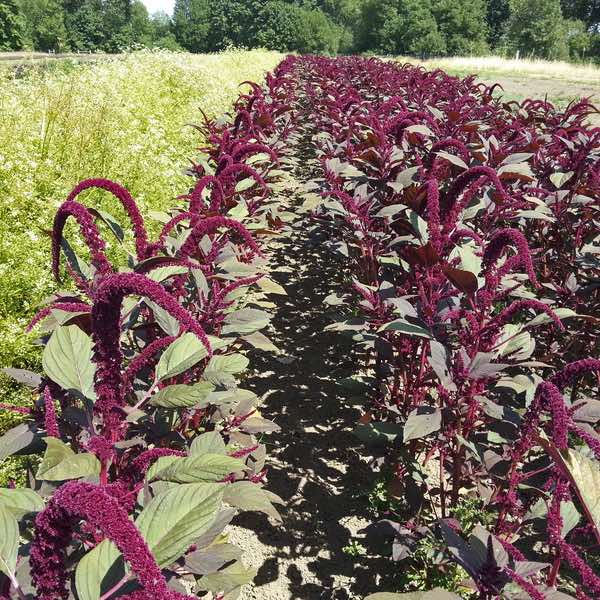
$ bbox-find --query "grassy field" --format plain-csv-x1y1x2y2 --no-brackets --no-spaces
0,49,282,463
401,55,600,107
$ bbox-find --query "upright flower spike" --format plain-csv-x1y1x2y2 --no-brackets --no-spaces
43,386,59,438
92,272,212,438
491,299,564,332
178,216,262,260
66,179,151,260
30,481,195,600
187,175,225,214
52,200,112,283
483,228,539,287
424,179,442,253
443,165,510,226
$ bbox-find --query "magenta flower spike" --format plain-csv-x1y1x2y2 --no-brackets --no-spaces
66,178,151,260
51,200,112,282
30,481,195,600
91,272,212,437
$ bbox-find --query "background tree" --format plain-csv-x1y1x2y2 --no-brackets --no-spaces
254,1,305,51
150,10,181,49
561,0,600,27
293,5,342,54
432,0,489,56
130,0,152,46
487,0,510,49
0,0,25,50
62,0,106,51
173,0,209,52
18,0,67,51
507,0,569,59
102,0,134,50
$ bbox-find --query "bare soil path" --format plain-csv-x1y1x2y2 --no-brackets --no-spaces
227,155,394,599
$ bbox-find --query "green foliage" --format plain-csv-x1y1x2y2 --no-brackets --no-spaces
565,18,593,60
358,0,446,57
3,0,598,61
432,0,489,56
396,532,474,595
561,0,600,27
342,540,367,556
0,0,25,50
18,0,67,51
173,0,210,52
507,0,569,59
487,0,510,47
62,0,105,51
173,0,342,54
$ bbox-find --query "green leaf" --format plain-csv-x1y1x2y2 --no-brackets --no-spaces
256,278,286,295
353,422,403,445
563,449,600,540
199,561,256,594
203,354,249,386
387,166,419,192
405,124,434,137
527,308,577,327
152,454,245,483
36,438,101,481
150,382,214,409
223,481,283,522
146,455,181,482
0,423,40,461
185,543,242,575
190,432,227,456
145,300,180,336
550,171,575,189
436,151,468,170
156,333,210,381
242,331,279,352
0,505,18,577
42,325,96,399
136,483,224,567
88,209,125,243
561,500,581,538
378,319,433,339
234,178,257,193
147,265,188,282
75,539,124,600
403,407,442,442
0,489,44,518
221,308,270,335
498,161,535,180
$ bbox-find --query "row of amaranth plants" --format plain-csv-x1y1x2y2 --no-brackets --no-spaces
282,55,600,599
0,59,300,600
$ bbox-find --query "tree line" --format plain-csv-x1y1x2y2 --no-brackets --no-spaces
1,0,600,62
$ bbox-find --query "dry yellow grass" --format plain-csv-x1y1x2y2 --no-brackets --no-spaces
397,54,600,84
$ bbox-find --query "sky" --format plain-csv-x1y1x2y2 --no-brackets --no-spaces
141,0,175,15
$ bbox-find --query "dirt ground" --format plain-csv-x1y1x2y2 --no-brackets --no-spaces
224,147,399,599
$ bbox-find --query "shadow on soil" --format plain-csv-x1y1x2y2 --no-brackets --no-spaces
232,220,397,599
